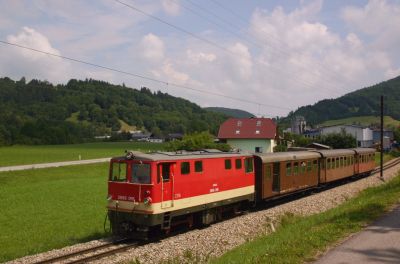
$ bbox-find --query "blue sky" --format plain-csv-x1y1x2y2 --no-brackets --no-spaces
1,0,399,117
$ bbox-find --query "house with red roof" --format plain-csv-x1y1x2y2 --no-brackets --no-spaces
218,117,277,153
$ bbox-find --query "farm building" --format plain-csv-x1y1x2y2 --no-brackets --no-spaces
218,117,277,153
319,125,373,147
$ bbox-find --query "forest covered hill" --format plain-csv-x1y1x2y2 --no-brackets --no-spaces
0,77,227,145
205,107,255,118
285,75,400,127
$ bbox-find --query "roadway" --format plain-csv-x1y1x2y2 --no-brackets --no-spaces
315,205,400,264
0,157,111,172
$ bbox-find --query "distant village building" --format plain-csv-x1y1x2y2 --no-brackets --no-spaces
372,129,394,144
291,116,307,135
218,117,277,153
319,125,373,147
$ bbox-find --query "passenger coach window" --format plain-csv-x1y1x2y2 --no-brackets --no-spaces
264,164,272,179
327,158,331,170
111,162,127,182
286,162,292,176
225,159,232,169
132,164,151,184
181,162,190,174
307,161,312,172
195,161,203,173
300,162,306,174
244,158,253,173
313,160,318,171
235,159,242,169
293,162,299,175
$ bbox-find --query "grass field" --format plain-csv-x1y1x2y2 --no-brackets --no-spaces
320,115,400,127
0,163,109,262
0,142,167,167
212,174,400,264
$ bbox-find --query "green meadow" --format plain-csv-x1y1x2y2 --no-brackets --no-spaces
0,163,109,262
0,142,166,167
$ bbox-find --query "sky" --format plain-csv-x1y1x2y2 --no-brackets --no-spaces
1,0,400,117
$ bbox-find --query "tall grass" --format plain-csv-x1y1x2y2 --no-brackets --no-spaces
0,163,109,262
0,142,166,166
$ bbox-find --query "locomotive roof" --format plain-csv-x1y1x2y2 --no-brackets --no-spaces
114,150,252,162
254,151,321,163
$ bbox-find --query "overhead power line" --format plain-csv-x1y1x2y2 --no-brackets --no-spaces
207,0,350,92
115,0,342,96
0,40,291,111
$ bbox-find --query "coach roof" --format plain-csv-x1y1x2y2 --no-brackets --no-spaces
313,149,355,158
254,151,321,163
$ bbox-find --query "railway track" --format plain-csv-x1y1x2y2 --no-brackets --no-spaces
372,157,400,174
34,238,138,264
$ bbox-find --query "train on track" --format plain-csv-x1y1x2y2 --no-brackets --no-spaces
107,148,375,239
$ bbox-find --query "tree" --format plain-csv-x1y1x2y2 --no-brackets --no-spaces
316,132,356,149
166,131,230,151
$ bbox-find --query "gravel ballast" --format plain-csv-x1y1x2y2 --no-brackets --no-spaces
8,160,400,264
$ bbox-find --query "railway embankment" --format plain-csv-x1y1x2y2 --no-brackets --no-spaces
8,159,400,264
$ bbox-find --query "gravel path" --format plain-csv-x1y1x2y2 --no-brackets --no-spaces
8,160,400,264
0,158,111,172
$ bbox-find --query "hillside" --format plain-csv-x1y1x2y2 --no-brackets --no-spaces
287,75,400,127
205,107,255,118
0,77,227,145
320,116,400,128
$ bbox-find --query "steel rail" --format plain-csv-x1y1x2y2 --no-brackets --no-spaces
33,238,131,264
66,242,139,264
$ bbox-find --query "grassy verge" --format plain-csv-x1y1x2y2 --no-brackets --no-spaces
0,163,109,262
0,142,166,167
374,152,395,166
212,174,400,264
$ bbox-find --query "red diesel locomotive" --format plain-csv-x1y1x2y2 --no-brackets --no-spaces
107,148,375,238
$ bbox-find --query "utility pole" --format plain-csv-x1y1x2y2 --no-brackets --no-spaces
380,95,384,180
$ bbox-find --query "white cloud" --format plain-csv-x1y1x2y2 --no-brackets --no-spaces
161,0,180,16
227,43,253,80
140,33,165,62
186,49,216,63
0,27,71,83
161,62,189,85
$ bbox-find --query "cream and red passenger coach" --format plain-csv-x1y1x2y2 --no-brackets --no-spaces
107,148,375,238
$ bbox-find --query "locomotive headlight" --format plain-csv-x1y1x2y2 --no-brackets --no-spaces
143,197,152,205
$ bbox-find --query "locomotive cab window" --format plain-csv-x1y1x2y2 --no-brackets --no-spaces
181,162,190,175
235,159,242,169
225,159,232,170
111,162,127,182
132,163,151,184
244,158,253,173
158,163,172,182
195,160,203,173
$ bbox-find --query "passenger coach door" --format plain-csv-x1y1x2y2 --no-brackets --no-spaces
158,162,175,209
272,162,280,192
262,163,273,198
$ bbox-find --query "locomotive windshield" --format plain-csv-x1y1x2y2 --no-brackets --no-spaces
111,162,127,182
131,164,151,184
